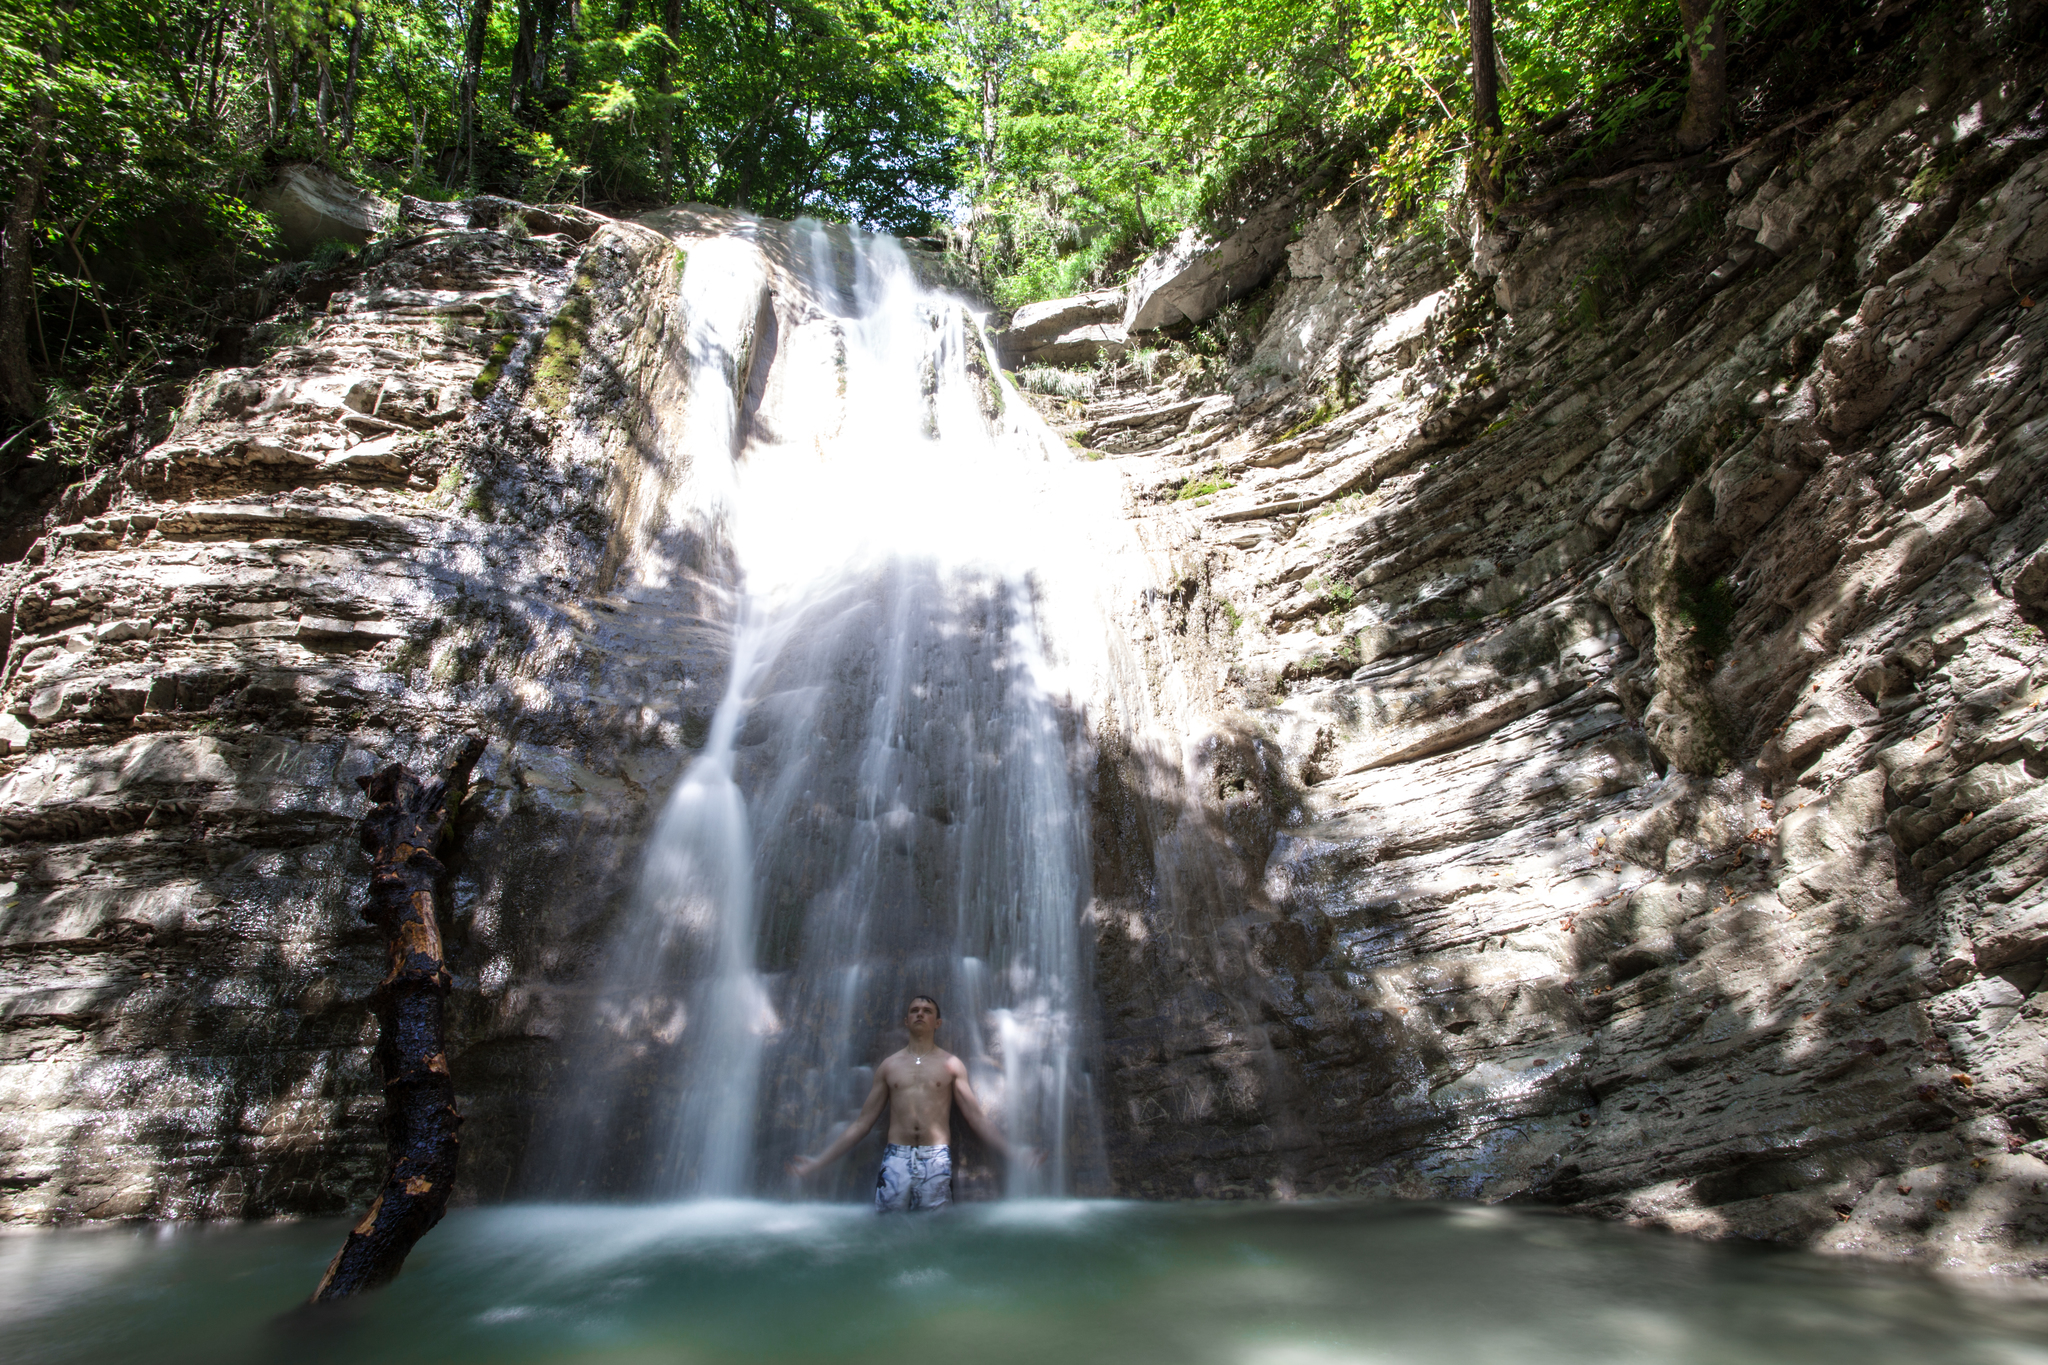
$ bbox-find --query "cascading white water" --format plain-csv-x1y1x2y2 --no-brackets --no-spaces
550,217,1112,1201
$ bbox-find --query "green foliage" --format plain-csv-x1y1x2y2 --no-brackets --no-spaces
1128,347,1172,383
958,0,1715,304
0,0,1880,488
309,238,361,270
1278,399,1338,442
0,0,289,447
522,0,957,227
433,459,467,505
1905,147,1962,203
1017,365,1094,400
0,0,962,465
1176,473,1234,500
1305,574,1357,607
1675,571,1738,657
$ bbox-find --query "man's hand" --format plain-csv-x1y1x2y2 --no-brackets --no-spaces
793,1071,888,1181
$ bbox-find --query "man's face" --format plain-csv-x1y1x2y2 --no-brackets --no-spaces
905,1000,938,1032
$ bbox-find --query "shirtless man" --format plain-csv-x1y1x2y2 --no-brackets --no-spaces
788,994,1024,1212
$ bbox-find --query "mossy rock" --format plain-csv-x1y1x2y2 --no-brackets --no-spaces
471,332,520,399
528,277,597,414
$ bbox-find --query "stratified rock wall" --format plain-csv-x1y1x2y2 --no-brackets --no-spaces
1070,47,2048,1281
0,205,754,1221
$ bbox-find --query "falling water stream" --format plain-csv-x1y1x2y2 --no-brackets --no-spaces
550,218,1109,1202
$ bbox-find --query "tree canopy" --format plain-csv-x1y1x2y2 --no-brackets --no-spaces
0,0,1947,447
952,0,1875,304
0,0,965,437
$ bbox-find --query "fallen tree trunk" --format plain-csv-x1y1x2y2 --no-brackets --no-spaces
312,734,486,1302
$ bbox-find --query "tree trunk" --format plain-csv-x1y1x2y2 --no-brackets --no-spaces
1675,0,1727,153
656,0,681,194
0,20,60,424
205,3,231,129
969,0,1011,192
512,0,538,118
1467,0,1503,204
537,0,558,89
286,44,307,136
455,0,497,189
311,735,486,1303
160,14,196,127
315,28,335,152
980,66,1000,180
340,14,365,152
564,0,583,89
260,2,285,139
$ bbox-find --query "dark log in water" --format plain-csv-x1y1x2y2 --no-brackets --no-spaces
312,735,486,1302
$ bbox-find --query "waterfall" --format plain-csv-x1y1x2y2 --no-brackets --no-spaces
546,217,1108,1202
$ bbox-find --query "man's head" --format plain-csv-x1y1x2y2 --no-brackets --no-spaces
905,995,941,1037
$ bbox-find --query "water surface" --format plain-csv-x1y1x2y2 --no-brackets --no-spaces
6,1199,2046,1365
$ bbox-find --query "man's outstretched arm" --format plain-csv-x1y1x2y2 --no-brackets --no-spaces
952,1063,1036,1164
789,1069,889,1178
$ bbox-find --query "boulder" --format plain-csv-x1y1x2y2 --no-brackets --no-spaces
1017,323,1129,367
1124,192,1299,333
995,290,1127,366
2012,542,2048,611
465,195,609,242
259,164,393,257
399,194,469,229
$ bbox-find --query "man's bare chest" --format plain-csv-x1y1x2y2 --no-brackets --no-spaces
885,1063,951,1102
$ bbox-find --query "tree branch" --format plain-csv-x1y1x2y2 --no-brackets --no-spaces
311,734,487,1303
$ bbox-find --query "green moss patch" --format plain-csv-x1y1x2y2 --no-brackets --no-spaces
1675,570,1738,659
471,331,519,399
529,277,597,414
1277,401,1336,443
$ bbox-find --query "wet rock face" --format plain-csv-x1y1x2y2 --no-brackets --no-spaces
0,203,751,1222
1066,51,2048,1279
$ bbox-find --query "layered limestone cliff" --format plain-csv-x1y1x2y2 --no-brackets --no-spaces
0,203,759,1220
1067,48,2048,1284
